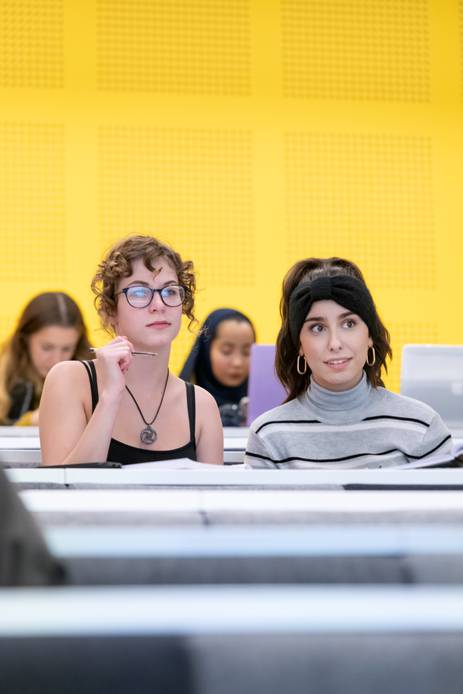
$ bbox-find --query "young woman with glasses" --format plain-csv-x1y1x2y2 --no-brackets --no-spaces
40,235,223,465
245,257,452,469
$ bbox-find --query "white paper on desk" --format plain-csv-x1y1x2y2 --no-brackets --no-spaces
124,458,226,470
395,441,463,469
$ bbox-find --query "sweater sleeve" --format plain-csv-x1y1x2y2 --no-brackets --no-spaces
244,426,278,469
407,412,453,462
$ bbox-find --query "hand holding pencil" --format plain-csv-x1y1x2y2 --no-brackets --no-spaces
89,347,158,357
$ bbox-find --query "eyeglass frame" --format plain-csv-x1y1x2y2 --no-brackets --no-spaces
116,284,186,308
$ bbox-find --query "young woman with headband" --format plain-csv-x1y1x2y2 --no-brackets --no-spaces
40,235,223,466
245,257,452,468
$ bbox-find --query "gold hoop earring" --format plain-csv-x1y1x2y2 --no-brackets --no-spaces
366,346,376,367
296,355,307,375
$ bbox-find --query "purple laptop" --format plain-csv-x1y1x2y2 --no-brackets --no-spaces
246,344,287,425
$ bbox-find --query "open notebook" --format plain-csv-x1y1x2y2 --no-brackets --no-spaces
71,449,462,470
127,459,232,470
126,451,462,470
57,448,462,471
53,459,238,470
394,441,463,469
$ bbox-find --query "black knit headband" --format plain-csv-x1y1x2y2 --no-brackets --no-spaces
288,275,377,347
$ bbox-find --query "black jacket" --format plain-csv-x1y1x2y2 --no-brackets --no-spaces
7,380,35,423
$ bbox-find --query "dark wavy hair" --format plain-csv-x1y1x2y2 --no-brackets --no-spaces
275,257,392,401
91,234,196,333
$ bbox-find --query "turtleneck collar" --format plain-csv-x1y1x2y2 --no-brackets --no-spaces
305,371,372,423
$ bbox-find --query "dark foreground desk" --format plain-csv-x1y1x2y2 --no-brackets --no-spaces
18,487,463,584
44,524,463,585
2,586,463,694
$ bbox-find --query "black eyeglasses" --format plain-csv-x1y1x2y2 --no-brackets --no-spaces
117,285,185,308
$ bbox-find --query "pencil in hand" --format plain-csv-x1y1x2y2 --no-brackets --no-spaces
88,347,158,357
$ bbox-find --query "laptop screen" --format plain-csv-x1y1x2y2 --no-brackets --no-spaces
400,344,463,436
246,344,287,425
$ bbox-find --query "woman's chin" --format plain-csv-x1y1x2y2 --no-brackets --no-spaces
221,377,246,388
315,369,363,391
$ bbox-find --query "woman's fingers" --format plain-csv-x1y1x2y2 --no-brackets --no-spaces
96,338,134,378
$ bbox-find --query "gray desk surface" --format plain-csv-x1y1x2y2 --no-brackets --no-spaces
0,450,245,465
0,433,248,466
0,426,39,437
0,437,39,449
0,436,248,449
0,436,249,450
0,427,248,447
2,585,463,635
20,488,463,514
44,523,463,586
0,426,247,437
7,467,463,488
223,427,249,438
45,524,463,558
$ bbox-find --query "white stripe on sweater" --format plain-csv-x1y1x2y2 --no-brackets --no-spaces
258,419,428,438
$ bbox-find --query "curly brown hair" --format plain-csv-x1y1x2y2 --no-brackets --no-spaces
275,257,392,400
91,234,196,332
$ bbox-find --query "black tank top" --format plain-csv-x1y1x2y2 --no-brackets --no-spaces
82,360,197,464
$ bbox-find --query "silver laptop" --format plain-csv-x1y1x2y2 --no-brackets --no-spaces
400,344,463,438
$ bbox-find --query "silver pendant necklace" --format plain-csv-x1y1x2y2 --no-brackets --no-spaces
125,370,170,445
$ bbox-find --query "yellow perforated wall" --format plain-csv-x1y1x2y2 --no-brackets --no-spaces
97,0,251,95
282,0,431,101
1,0,463,393
284,133,436,289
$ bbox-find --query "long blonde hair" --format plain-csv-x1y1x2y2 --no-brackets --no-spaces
0,292,91,423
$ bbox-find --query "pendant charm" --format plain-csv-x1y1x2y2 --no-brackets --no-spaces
140,425,157,445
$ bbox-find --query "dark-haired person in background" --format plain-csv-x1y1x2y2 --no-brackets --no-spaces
180,309,255,426
0,292,91,425
245,257,452,468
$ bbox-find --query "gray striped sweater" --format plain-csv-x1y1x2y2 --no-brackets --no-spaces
245,374,452,468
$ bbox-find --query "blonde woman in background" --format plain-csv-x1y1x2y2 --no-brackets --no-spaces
0,292,91,425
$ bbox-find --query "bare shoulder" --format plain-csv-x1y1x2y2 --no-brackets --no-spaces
192,384,219,411
190,384,223,465
45,360,87,388
42,360,91,413
173,376,218,410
